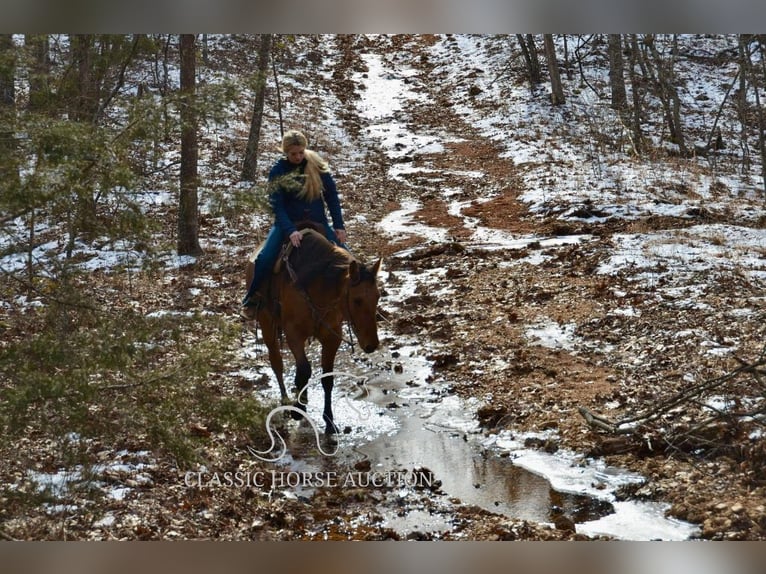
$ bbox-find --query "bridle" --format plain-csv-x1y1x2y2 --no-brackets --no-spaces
277,232,379,352
284,254,365,351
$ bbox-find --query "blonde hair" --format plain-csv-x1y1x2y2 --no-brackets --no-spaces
280,130,329,202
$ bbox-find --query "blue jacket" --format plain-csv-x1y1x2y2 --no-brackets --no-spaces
267,157,345,239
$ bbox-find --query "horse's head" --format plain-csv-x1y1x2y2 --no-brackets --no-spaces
346,258,382,353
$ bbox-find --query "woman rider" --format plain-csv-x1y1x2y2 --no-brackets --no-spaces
241,130,347,318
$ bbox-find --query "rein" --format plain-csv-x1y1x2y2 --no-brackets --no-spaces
281,249,359,351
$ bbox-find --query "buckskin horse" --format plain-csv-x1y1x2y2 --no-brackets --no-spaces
245,227,382,435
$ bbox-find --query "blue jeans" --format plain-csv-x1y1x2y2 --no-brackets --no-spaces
244,223,346,301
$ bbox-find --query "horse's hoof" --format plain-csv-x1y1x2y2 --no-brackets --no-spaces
291,402,307,421
324,432,338,446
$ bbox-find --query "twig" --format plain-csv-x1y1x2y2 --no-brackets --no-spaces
578,406,615,432
100,368,182,392
0,265,101,313
615,354,766,427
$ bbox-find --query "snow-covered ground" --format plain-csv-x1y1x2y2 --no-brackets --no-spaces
5,34,765,541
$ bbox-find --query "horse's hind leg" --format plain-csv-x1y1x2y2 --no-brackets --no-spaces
257,309,288,402
320,336,342,435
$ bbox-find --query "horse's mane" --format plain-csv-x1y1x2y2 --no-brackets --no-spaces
287,229,351,289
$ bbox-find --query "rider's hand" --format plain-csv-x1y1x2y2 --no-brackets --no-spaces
289,231,303,247
335,229,347,244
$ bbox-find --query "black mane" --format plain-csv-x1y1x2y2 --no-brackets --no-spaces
287,229,351,289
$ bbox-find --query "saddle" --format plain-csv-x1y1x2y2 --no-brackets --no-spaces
249,222,326,276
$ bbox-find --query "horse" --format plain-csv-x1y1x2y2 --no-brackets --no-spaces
245,227,382,435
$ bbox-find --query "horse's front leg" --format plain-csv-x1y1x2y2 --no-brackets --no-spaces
320,335,342,435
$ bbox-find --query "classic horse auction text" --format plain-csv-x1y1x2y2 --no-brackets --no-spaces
184,469,437,490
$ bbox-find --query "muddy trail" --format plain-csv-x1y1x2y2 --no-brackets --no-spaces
243,340,697,540
233,35,761,540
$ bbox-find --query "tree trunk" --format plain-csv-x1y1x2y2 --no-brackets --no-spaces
517,34,542,86
739,35,766,196
608,34,627,110
241,34,272,181
0,34,19,191
26,34,51,113
272,49,284,139
543,34,565,105
71,34,97,123
177,34,203,257
736,37,751,171
757,36,766,197
0,34,15,106
627,35,644,154
68,35,99,235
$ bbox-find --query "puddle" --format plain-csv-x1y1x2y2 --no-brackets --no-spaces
353,365,613,529
244,337,699,540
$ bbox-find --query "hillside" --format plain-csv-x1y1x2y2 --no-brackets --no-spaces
2,34,766,540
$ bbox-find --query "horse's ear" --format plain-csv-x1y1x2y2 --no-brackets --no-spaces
372,258,382,277
349,260,361,284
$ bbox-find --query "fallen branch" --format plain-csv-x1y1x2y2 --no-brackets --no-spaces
100,367,182,392
579,343,766,460
578,407,617,433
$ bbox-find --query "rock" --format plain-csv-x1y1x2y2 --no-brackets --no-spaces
702,516,732,538
553,515,576,532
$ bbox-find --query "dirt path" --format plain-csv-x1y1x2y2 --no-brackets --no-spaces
331,35,766,540
342,35,616,447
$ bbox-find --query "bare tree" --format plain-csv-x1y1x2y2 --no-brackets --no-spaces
543,34,565,105
608,34,627,110
177,34,203,257
516,34,542,86
241,34,273,181
627,35,644,154
272,36,285,138
756,36,766,196
738,35,766,196
642,34,687,155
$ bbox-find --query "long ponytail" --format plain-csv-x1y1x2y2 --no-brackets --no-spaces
301,149,328,201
